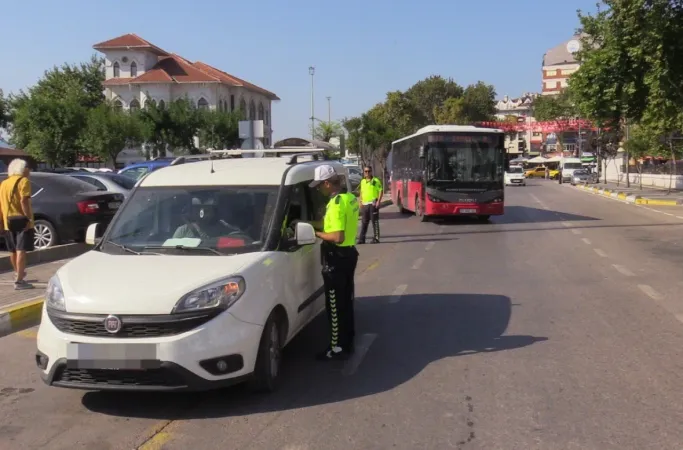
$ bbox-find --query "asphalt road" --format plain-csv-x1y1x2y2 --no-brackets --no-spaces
2,179,683,449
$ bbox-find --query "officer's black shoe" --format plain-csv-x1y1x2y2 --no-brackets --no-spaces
316,347,351,361
371,238,380,244
356,239,366,245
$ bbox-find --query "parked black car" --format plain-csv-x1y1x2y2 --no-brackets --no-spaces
0,173,124,249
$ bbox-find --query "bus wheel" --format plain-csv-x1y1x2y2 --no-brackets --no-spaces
477,215,491,223
415,196,428,222
397,195,410,215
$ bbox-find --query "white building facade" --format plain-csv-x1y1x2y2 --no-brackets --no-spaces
93,34,280,166
495,93,542,156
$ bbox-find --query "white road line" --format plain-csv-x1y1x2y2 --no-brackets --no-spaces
571,229,582,235
389,284,408,303
342,333,377,376
530,194,542,203
677,216,683,220
581,238,592,245
612,264,635,277
561,222,573,228
425,241,435,251
594,248,608,257
638,284,663,301
412,257,424,270
674,314,683,324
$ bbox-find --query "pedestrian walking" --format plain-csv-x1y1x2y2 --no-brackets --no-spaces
356,166,383,244
0,159,35,290
545,167,550,180
309,165,360,360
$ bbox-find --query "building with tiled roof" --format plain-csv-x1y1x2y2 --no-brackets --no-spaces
541,35,585,96
93,33,279,147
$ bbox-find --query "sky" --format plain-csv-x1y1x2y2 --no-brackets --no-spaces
0,0,599,141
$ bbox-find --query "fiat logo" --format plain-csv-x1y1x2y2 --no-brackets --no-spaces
104,315,122,334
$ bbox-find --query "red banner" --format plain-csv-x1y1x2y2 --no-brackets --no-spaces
477,119,597,133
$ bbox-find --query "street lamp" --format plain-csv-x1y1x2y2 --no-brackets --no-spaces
326,96,331,124
309,66,315,141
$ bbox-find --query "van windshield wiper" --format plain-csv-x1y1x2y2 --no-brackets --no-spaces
104,240,140,255
144,245,221,255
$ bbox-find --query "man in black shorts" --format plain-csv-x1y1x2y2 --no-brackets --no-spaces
0,159,35,290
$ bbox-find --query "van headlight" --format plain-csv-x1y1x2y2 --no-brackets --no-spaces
173,276,246,313
46,275,66,311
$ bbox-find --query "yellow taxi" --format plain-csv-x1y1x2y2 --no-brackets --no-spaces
524,166,560,179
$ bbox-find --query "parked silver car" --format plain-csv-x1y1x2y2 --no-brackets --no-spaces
67,172,136,197
570,169,599,185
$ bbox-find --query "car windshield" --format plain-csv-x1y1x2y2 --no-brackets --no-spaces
108,174,137,189
507,167,524,174
101,185,278,256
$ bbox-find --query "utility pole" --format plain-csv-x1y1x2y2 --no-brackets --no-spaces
309,67,315,141
326,96,331,124
625,119,630,187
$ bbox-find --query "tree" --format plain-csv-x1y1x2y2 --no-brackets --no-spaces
198,109,242,149
313,121,343,142
434,82,496,124
405,75,463,125
165,98,203,154
532,89,576,153
8,56,105,164
0,89,9,129
80,102,142,166
137,101,172,159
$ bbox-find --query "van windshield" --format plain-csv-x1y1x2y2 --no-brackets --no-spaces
101,185,278,255
507,167,524,174
563,162,583,170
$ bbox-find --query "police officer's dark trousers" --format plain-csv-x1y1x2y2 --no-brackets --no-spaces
321,243,359,352
359,204,380,243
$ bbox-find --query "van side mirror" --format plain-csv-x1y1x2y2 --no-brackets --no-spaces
85,223,103,245
295,222,317,246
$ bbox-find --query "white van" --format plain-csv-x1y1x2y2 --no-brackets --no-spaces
560,157,583,182
36,155,350,392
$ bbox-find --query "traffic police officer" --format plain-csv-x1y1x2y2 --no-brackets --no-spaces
309,164,360,360
357,166,383,244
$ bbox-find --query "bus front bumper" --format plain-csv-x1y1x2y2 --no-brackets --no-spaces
426,202,503,216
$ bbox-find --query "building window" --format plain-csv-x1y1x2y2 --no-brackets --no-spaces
239,98,247,116
198,97,209,110
145,98,156,109
258,103,264,121
230,95,235,112
264,109,269,125
113,62,120,78
249,100,256,120
113,99,123,110
158,100,166,110
130,62,137,77
129,99,140,113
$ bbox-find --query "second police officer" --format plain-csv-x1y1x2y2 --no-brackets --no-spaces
356,165,383,244
309,165,360,360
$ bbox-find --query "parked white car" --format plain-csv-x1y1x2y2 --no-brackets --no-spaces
505,166,526,186
36,155,351,392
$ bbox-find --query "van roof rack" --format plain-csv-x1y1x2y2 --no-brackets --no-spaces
286,152,328,165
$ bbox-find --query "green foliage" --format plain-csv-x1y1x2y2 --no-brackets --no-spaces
198,109,242,150
0,90,9,129
570,0,683,154
80,102,142,165
313,120,344,142
343,76,497,166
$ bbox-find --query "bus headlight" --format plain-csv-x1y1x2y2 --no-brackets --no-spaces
427,194,444,203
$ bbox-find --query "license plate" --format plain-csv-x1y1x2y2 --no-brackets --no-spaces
512,179,522,183
66,343,159,370
108,202,122,209
460,209,477,214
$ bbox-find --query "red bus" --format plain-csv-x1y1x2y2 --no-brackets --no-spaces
390,125,505,222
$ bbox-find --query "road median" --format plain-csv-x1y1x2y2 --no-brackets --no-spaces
573,183,683,206
0,297,44,338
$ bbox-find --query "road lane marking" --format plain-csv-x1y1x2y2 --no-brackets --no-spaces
530,194,541,203
561,222,573,228
425,241,435,251
675,314,683,324
438,226,445,234
677,216,683,220
612,264,635,277
582,238,592,245
342,333,377,376
389,284,408,303
412,257,424,270
638,284,663,301
594,248,608,257
571,229,582,235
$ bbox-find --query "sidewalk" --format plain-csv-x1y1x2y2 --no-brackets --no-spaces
0,259,70,337
574,182,683,206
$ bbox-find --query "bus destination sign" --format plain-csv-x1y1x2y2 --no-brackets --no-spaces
427,134,496,143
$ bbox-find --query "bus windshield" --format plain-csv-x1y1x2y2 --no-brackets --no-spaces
427,141,504,183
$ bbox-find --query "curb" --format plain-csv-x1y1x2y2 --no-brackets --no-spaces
573,184,682,206
0,243,90,273
0,297,44,338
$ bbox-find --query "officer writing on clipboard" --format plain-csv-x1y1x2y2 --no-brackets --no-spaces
309,165,360,361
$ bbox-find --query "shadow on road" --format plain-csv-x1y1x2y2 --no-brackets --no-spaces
81,293,547,420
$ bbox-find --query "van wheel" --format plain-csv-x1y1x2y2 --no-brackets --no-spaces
249,312,283,393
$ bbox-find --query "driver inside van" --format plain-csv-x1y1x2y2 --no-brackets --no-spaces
173,197,239,240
